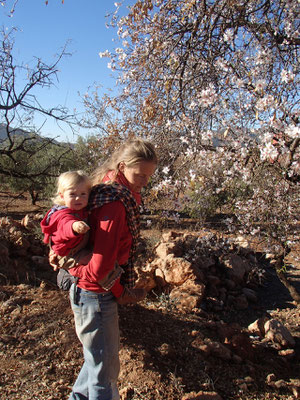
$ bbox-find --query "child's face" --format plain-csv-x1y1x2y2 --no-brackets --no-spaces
60,182,90,210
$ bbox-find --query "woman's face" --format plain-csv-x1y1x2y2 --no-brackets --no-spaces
120,160,156,193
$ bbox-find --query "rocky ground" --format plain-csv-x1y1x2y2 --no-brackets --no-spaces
0,193,299,400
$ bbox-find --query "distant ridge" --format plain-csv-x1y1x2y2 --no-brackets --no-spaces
0,123,64,145
0,123,30,141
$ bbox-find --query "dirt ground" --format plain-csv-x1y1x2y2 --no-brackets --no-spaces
0,193,299,400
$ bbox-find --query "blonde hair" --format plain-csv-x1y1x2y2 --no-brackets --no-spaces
91,138,158,185
52,170,92,205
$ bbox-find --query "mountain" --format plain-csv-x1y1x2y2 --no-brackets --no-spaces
0,123,64,146
0,123,31,141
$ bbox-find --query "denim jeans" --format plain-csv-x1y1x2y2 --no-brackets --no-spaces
68,284,120,400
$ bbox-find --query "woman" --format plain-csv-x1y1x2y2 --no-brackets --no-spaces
67,138,158,400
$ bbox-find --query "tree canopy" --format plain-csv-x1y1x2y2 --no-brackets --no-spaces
86,0,299,176
83,0,299,268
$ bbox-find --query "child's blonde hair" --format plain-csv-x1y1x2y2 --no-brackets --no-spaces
91,138,158,185
52,170,92,205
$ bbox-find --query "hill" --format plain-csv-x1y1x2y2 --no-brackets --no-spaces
0,123,30,141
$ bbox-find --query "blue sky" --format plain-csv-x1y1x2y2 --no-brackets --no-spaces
0,0,133,142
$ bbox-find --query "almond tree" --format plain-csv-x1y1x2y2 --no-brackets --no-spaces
84,0,299,300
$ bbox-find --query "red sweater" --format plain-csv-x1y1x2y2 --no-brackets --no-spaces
69,173,141,297
40,208,89,257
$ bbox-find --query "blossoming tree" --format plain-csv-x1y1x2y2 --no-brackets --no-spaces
84,0,299,299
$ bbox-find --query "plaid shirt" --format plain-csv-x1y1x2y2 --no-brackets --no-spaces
88,182,140,288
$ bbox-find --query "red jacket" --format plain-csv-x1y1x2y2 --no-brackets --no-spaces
40,207,89,257
69,172,141,296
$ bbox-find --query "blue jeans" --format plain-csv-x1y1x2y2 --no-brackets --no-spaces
68,284,120,400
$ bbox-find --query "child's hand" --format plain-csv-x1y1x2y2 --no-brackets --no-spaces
72,221,90,234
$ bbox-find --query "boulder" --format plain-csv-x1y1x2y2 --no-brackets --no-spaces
248,317,269,337
155,241,183,259
224,254,250,284
170,279,205,311
160,254,194,285
264,319,295,348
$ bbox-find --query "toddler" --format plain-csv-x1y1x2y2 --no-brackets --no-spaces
41,170,92,270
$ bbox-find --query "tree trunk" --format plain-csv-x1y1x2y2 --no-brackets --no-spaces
275,250,300,304
29,190,39,205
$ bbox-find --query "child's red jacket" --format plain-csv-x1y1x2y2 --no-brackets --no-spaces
40,207,89,257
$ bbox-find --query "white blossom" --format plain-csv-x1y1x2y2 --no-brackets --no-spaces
281,69,295,83
255,79,266,91
256,95,276,111
285,125,300,139
189,169,196,180
107,62,115,70
223,29,234,42
180,136,189,144
99,50,110,58
260,142,279,161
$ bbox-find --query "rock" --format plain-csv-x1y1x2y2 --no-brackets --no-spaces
135,269,156,292
205,340,232,360
160,254,194,285
1,296,23,312
224,254,250,284
217,322,240,340
206,296,224,312
273,379,287,389
161,231,181,242
157,342,175,357
155,241,182,258
278,349,295,359
225,332,254,361
264,319,295,348
154,268,167,286
170,279,205,311
14,236,30,256
235,235,249,248
233,294,248,310
207,275,221,286
266,374,276,384
248,317,269,337
120,386,134,400
207,285,219,298
238,383,248,392
21,214,42,230
195,256,216,270
191,265,205,282
182,391,223,400
242,287,258,303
